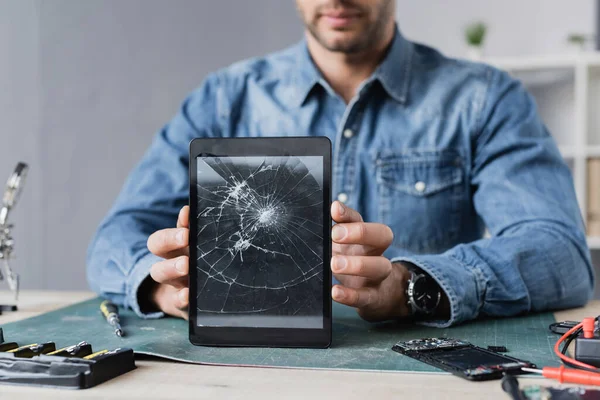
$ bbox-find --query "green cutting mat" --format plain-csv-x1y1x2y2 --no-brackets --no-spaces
1,298,560,372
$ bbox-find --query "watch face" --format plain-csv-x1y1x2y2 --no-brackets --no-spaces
412,276,440,312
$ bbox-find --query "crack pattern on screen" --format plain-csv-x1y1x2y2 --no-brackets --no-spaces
195,156,324,323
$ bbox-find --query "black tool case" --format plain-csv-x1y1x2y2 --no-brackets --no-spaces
0,328,136,389
0,348,135,389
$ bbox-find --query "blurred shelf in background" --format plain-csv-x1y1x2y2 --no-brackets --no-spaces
485,53,600,71
588,236,600,250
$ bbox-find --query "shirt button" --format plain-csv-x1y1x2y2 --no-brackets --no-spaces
414,181,426,193
337,193,349,203
343,129,354,139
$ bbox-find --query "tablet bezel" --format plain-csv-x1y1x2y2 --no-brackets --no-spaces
188,137,332,348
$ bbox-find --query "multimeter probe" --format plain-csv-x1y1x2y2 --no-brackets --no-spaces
525,316,600,385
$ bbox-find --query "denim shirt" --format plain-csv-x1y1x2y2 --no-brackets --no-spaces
87,29,594,327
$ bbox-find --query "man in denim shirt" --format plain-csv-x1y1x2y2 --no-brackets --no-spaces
87,0,594,327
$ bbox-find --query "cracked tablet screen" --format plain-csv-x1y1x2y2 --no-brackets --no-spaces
195,156,324,328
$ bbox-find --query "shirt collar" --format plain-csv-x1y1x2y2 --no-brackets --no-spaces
371,28,413,104
290,27,413,107
291,41,325,107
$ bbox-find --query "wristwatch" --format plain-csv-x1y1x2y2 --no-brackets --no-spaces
406,269,442,316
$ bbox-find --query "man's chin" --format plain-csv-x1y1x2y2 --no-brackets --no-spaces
317,33,366,53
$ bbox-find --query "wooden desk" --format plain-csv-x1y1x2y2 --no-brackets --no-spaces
0,291,596,399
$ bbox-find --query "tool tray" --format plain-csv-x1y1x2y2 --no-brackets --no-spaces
0,328,136,389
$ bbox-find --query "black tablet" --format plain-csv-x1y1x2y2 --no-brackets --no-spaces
188,137,332,348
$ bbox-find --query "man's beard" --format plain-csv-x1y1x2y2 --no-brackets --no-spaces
304,0,393,54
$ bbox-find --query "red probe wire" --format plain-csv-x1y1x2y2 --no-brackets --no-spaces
523,365,600,386
552,322,595,370
525,319,600,386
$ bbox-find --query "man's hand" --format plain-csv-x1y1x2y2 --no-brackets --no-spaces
331,201,411,322
145,202,411,322
147,206,190,319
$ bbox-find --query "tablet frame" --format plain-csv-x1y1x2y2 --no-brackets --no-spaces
188,137,332,348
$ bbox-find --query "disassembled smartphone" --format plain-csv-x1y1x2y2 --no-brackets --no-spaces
392,338,536,381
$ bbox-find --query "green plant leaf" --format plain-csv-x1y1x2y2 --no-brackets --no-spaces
465,22,487,46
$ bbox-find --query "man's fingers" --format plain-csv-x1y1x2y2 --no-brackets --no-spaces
147,209,190,259
177,206,190,229
173,287,189,310
174,287,189,320
150,256,189,285
331,222,393,248
147,228,188,258
331,201,363,223
332,242,369,257
331,255,392,282
162,287,189,320
152,283,189,320
332,284,378,309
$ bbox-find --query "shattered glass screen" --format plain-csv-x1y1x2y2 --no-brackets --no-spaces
195,156,324,329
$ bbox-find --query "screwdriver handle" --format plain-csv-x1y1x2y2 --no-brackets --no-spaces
100,300,119,320
543,366,600,386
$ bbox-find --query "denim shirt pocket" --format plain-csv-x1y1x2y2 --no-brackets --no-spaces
375,149,465,254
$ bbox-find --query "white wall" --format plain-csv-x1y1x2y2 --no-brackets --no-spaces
397,0,595,58
1,0,302,290
0,0,594,290
0,0,43,289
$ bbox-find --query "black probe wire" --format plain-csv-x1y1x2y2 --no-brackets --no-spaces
561,327,582,355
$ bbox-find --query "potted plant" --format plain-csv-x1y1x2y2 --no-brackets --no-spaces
465,22,487,60
567,33,589,52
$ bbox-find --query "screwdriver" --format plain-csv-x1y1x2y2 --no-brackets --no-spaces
522,366,600,386
48,341,93,358
7,342,56,357
100,300,124,337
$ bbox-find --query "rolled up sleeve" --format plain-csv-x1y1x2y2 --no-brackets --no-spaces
394,68,593,326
